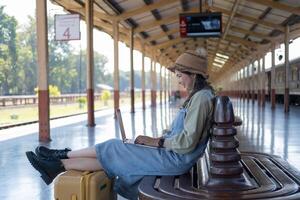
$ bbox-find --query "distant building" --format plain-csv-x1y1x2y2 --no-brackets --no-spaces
95,84,114,93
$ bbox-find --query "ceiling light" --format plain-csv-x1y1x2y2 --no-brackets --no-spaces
214,58,226,64
216,53,229,59
213,62,223,68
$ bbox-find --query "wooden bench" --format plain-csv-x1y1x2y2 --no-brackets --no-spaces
138,96,300,199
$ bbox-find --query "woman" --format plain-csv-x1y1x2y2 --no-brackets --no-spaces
26,48,215,199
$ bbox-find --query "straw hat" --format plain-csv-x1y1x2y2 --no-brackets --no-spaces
170,48,208,78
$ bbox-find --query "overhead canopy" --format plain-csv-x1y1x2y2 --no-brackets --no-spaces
51,0,300,82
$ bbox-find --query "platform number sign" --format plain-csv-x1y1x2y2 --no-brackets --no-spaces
55,14,80,41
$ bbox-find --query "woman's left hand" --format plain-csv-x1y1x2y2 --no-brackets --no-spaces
134,135,160,147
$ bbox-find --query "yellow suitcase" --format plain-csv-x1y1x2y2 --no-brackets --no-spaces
54,170,116,200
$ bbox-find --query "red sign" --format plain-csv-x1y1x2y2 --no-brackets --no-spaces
179,16,187,37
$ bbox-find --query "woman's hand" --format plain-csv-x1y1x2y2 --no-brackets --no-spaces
134,135,160,147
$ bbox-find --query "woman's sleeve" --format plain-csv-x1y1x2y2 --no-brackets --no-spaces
163,91,212,154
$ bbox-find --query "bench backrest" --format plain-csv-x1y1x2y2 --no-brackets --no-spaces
196,96,253,190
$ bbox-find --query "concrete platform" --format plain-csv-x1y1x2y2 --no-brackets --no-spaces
0,98,300,199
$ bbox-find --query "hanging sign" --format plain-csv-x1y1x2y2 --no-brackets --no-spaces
55,14,80,41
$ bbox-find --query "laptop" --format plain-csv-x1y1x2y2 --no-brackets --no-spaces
115,109,135,143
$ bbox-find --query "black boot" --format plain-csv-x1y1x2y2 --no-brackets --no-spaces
26,151,66,185
35,146,71,159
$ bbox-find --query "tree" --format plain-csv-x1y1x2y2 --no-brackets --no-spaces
0,6,17,95
17,16,37,94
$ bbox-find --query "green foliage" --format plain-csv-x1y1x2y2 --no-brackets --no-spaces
77,97,87,108
77,97,87,104
0,6,18,95
101,90,111,105
34,85,61,96
10,114,18,120
49,85,61,96
101,90,111,101
16,16,37,94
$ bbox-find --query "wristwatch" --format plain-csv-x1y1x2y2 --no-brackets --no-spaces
158,138,165,148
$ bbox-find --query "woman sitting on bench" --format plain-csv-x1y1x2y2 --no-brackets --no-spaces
26,47,215,200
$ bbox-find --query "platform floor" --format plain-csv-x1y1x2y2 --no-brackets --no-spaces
232,98,300,170
0,98,299,200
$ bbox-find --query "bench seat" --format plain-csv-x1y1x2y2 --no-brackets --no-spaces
139,152,300,200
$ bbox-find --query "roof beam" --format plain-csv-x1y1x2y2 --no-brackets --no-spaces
210,5,285,32
230,26,270,41
144,28,178,43
250,0,300,16
134,15,177,34
115,0,178,21
162,39,203,59
134,6,201,34
154,36,190,50
226,35,259,48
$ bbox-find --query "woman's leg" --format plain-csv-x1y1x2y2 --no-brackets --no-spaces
67,146,97,158
62,158,103,171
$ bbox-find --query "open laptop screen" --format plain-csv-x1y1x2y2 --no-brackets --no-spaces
115,109,126,142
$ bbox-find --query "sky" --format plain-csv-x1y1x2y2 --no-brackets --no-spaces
0,0,156,73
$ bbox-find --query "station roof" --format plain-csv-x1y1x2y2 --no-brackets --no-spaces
51,0,300,81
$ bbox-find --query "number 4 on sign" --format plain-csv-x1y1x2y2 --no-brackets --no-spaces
63,28,71,39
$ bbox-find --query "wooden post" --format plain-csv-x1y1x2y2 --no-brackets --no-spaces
238,71,240,98
164,67,167,103
243,68,246,100
251,63,255,103
113,20,120,113
153,60,157,106
130,27,135,113
257,58,261,106
168,70,171,100
86,0,95,126
261,56,266,106
238,70,243,99
36,0,50,142
271,44,276,109
141,43,145,110
160,65,162,104
243,67,246,100
284,25,290,113
238,69,243,99
247,65,250,101
151,59,156,107
235,72,237,98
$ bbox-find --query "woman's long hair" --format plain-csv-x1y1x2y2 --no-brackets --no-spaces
181,72,214,108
